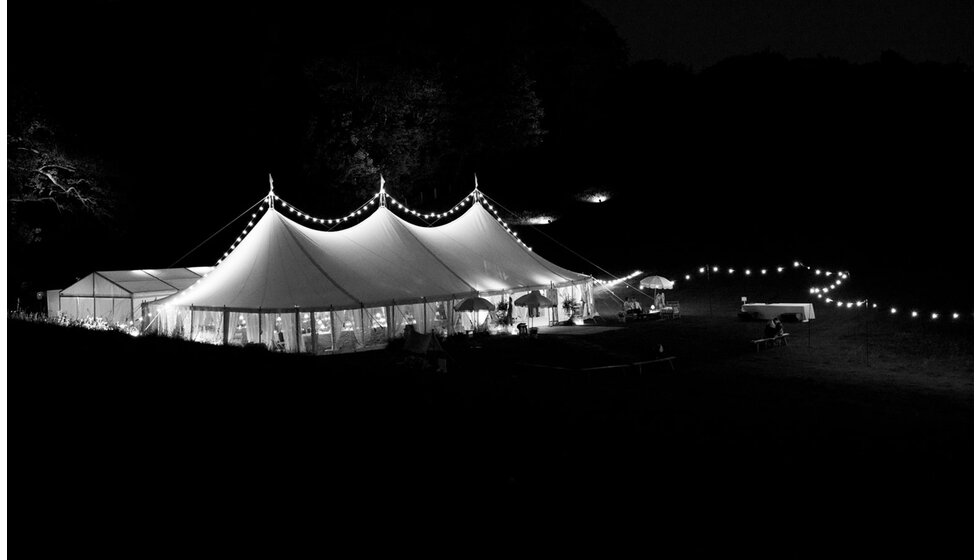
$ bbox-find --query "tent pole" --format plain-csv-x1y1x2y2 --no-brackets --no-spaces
295,309,301,353
223,308,230,345
310,312,317,355
329,306,335,353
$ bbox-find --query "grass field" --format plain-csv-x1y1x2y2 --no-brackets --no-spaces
13,278,973,552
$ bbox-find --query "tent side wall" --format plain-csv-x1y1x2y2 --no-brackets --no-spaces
145,277,594,353
46,290,61,318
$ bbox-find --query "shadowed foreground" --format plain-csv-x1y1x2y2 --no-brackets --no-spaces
16,295,972,552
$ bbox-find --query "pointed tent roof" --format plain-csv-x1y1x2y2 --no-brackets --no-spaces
164,196,591,312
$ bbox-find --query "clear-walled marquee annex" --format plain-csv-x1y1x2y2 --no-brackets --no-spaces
48,267,213,324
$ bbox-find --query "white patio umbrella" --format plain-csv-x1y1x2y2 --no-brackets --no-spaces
513,290,555,328
640,275,674,309
453,296,496,332
639,275,674,290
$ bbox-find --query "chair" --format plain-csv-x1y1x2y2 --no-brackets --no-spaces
274,330,286,352
517,322,528,338
666,302,680,319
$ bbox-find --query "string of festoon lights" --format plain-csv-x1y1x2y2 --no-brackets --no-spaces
178,175,534,301
384,177,536,252
663,260,964,322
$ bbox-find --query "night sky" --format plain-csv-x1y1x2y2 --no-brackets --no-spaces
586,0,973,69
8,0,973,310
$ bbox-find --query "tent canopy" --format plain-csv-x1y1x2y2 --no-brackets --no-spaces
163,199,590,312
60,268,213,299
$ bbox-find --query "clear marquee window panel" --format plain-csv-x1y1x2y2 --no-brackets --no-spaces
394,304,424,336
261,312,298,352
332,308,364,352
425,300,451,336
363,306,389,347
191,309,224,345
313,311,333,354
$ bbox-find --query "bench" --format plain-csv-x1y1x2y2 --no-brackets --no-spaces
751,333,790,352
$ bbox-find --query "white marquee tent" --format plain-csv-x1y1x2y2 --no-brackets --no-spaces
147,189,594,353
48,267,213,324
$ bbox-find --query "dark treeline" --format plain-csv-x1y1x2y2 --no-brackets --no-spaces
8,1,972,309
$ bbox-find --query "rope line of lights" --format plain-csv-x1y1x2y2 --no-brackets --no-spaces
180,175,535,300
273,193,380,228
669,259,963,321
386,185,536,252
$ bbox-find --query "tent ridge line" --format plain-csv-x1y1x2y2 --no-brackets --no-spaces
93,271,134,296
277,213,363,306
140,269,180,292
386,209,480,293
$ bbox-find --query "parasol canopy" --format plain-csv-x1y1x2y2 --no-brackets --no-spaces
639,275,675,290
514,290,555,308
453,296,496,312
514,290,555,329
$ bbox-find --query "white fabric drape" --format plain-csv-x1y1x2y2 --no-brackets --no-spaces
332,309,363,352
314,311,332,354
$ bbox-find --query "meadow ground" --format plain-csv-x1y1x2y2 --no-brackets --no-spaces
13,278,972,552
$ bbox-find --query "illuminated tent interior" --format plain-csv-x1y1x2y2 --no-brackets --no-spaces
147,190,595,353
48,267,213,324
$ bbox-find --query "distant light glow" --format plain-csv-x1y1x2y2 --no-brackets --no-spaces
891,308,897,314
931,313,939,319
953,313,959,319
911,311,918,317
